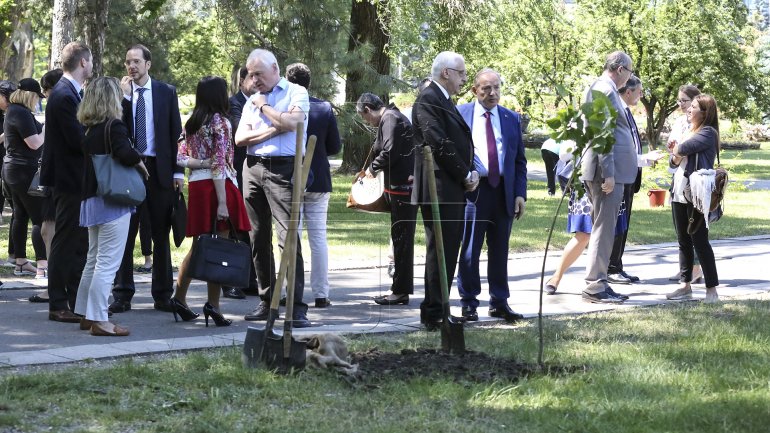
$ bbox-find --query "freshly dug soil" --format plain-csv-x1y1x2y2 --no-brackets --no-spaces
350,347,585,383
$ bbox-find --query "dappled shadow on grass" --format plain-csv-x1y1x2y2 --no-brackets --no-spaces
350,347,587,384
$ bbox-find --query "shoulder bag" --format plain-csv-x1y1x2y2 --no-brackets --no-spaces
346,145,390,213
27,159,50,197
91,119,146,206
188,216,251,288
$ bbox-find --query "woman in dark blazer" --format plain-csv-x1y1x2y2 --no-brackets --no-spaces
667,94,720,303
73,77,148,336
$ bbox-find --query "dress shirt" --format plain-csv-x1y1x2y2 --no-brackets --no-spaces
238,77,309,157
129,78,156,156
432,81,450,100
470,102,503,177
62,74,83,100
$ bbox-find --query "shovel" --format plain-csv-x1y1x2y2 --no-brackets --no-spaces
422,145,465,354
243,123,317,372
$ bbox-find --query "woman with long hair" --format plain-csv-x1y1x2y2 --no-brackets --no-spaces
666,94,720,303
74,77,148,336
170,76,250,327
2,78,47,279
666,84,703,284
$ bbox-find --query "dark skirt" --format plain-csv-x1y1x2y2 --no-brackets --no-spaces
186,179,250,236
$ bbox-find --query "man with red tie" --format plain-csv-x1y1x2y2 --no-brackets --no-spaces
456,68,528,323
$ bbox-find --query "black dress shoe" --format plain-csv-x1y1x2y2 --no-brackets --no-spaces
108,300,131,314
242,287,260,296
461,306,478,321
373,294,409,305
582,290,624,304
314,298,331,308
153,300,175,312
244,301,269,321
222,287,246,299
607,273,632,284
488,305,524,323
605,286,630,300
291,311,312,328
279,297,287,307
618,270,640,283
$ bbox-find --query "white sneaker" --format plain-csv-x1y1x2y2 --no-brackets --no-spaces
666,286,693,300
704,288,719,304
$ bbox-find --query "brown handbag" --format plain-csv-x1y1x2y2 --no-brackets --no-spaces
346,145,390,214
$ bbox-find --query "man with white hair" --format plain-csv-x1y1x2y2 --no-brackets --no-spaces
235,49,312,327
580,51,638,304
411,51,477,331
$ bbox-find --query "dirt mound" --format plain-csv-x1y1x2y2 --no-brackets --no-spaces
350,347,584,383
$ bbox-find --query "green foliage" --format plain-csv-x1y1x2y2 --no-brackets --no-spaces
168,11,231,94
547,90,618,192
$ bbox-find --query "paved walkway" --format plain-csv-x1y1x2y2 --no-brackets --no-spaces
1,235,768,367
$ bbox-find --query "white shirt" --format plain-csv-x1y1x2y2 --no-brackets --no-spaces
62,74,82,99
470,102,503,177
130,78,155,157
238,78,309,157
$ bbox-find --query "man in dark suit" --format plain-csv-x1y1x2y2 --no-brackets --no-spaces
456,68,528,323
42,41,93,323
285,62,341,308
110,44,183,313
222,66,258,300
411,51,478,330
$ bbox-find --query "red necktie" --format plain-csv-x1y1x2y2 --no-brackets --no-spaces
484,111,500,187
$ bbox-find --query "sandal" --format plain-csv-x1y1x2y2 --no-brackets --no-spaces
14,260,37,276
36,268,48,279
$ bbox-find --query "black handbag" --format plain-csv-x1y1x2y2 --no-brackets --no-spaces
27,165,50,197
188,217,251,287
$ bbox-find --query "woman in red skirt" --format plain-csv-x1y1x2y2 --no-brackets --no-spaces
171,76,250,327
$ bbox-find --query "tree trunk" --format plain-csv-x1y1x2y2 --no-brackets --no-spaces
2,22,35,81
340,0,391,173
81,0,110,77
50,0,77,70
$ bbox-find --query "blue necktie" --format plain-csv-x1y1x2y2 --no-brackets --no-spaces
135,88,147,154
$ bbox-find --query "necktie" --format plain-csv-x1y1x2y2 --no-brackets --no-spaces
626,107,641,154
135,88,147,154
78,88,84,100
484,111,500,188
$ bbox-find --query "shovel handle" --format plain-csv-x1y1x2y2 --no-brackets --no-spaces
422,146,451,319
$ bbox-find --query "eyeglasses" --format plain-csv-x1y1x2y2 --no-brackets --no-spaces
677,98,692,104
622,66,635,75
446,67,467,77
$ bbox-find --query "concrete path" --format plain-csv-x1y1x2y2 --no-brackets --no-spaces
1,235,768,368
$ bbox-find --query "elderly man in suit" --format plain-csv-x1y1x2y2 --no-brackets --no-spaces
412,51,478,331
285,62,341,308
110,44,183,314
42,41,93,323
456,68,528,322
580,51,638,304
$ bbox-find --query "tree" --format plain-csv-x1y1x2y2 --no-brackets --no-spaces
80,0,110,77
50,0,76,69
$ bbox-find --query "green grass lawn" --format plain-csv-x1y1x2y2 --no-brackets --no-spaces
2,297,770,432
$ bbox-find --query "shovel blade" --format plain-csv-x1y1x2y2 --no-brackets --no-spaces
440,317,466,354
242,326,307,372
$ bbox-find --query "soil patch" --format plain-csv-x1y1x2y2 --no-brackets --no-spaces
350,347,585,384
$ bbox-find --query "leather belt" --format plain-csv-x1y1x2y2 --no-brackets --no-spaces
247,155,293,165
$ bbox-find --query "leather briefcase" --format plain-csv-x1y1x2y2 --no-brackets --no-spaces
188,218,251,287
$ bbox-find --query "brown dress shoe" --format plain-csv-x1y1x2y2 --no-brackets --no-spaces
49,310,81,323
80,318,95,331
90,322,130,336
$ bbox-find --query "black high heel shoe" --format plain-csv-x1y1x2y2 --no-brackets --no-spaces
203,302,232,327
171,298,199,322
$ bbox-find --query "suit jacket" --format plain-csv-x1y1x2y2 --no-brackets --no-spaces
306,96,341,193
457,102,527,217
229,91,248,186
579,75,637,185
411,81,473,204
625,106,643,193
41,78,84,192
370,104,413,188
121,78,183,189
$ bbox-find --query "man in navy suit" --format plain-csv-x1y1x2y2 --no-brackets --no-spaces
285,62,341,308
41,41,93,323
456,68,528,323
411,51,477,330
110,44,183,313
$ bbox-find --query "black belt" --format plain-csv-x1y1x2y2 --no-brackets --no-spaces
247,155,294,165
140,155,155,163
